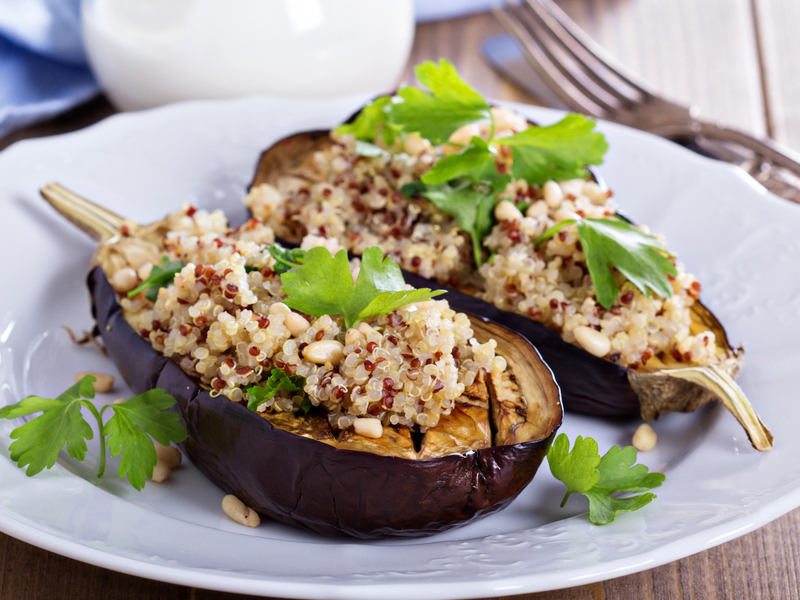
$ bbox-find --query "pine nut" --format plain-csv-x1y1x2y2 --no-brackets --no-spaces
554,207,580,223
137,262,153,281
285,312,310,337
543,181,564,208
268,302,291,316
526,200,549,218
149,459,171,483
222,495,261,527
110,267,138,293
353,417,383,439
404,133,429,156
583,181,608,204
572,326,611,357
494,200,523,222
448,123,481,147
357,322,375,337
344,328,363,346
74,371,115,393
303,340,345,366
632,423,657,452
112,398,126,404
155,442,182,469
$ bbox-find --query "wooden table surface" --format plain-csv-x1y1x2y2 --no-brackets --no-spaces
2,3,800,599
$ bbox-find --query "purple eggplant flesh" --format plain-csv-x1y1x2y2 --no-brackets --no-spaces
88,266,563,539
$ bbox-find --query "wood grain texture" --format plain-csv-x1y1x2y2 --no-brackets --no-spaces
557,0,767,136
2,8,800,600
752,0,800,148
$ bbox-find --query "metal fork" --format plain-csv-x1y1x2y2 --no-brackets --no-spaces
492,0,800,188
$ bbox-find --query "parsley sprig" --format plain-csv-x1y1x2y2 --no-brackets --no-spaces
246,369,307,412
127,255,183,302
280,246,445,329
547,433,665,525
0,376,187,490
335,59,607,188
266,245,307,275
534,216,677,309
401,180,499,266
338,60,607,266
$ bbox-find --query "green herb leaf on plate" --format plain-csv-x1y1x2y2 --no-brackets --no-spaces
0,376,97,476
534,217,677,309
247,369,307,412
266,245,306,275
127,255,183,302
405,180,497,266
390,59,492,145
334,96,401,145
547,433,665,525
501,113,608,185
102,389,187,490
280,246,445,329
354,141,386,157
421,136,501,185
0,377,187,490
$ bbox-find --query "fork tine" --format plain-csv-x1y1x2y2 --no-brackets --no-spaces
521,0,641,105
509,3,625,113
536,0,656,98
492,5,606,117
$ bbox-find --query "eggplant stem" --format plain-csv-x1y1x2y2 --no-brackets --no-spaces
40,183,125,243
661,365,773,451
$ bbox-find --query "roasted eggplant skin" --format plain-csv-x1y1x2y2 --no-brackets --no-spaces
88,266,563,539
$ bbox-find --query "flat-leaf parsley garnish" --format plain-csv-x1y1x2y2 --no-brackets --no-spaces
534,216,677,309
547,433,665,525
127,255,183,302
389,59,493,145
280,246,445,329
266,245,306,275
0,376,187,490
343,60,607,266
246,369,307,412
402,180,497,266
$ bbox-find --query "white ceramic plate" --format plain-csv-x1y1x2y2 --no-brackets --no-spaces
1,97,798,599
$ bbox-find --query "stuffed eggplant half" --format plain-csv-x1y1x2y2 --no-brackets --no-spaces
43,183,562,539
244,62,771,450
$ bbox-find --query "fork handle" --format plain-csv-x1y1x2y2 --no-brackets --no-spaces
649,122,800,177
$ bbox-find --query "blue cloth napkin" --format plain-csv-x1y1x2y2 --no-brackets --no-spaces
0,0,494,139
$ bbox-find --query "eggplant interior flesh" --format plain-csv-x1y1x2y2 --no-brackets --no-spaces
43,183,563,539
247,129,772,452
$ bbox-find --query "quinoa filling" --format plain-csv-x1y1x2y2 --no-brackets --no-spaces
105,205,505,434
245,106,720,371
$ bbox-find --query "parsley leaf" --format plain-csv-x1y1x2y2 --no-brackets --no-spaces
390,59,492,145
266,245,306,275
0,376,187,490
501,114,608,185
246,369,306,412
280,246,445,329
103,389,187,490
127,255,183,302
534,217,677,309
0,377,96,476
547,433,665,525
404,180,497,266
421,137,501,185
354,141,385,157
334,96,401,145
